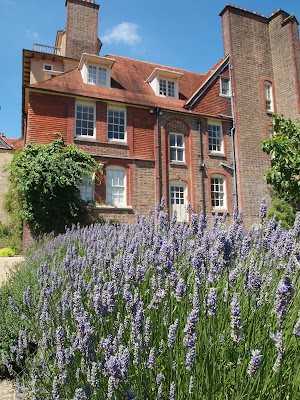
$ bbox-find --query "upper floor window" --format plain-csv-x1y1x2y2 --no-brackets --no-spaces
220,77,230,97
265,82,273,112
75,102,95,138
145,68,183,99
88,65,107,87
170,133,184,162
43,64,53,71
79,54,115,88
211,175,226,210
159,79,175,98
208,121,223,154
107,106,126,142
106,166,126,206
78,174,94,203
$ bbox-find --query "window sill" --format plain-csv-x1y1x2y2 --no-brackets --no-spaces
74,136,96,142
209,152,226,158
170,161,187,168
88,204,134,214
219,94,231,98
107,140,128,146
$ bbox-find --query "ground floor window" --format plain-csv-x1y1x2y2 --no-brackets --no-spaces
169,181,188,222
210,175,226,209
106,166,126,206
78,174,94,202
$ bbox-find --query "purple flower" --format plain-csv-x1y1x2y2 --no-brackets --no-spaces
206,288,217,316
230,294,243,342
259,198,267,223
144,316,151,346
169,381,176,400
147,347,156,369
186,345,196,371
156,372,164,385
293,315,300,337
247,350,263,379
274,277,294,325
168,319,179,348
183,310,198,347
174,278,186,302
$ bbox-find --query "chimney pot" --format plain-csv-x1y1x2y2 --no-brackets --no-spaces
277,8,281,12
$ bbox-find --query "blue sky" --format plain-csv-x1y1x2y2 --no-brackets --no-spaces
1,0,300,139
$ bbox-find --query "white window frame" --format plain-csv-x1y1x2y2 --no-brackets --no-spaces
75,101,96,138
107,106,127,142
210,174,226,210
159,78,176,98
220,77,230,97
106,166,126,207
78,173,95,203
87,64,108,87
170,133,185,162
265,82,273,112
169,181,188,222
208,121,223,154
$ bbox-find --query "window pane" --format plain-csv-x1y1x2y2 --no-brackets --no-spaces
107,109,126,141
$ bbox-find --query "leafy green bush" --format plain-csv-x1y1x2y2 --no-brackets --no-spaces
267,194,297,229
0,247,15,257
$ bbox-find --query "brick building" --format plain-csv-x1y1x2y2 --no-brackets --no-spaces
19,1,300,226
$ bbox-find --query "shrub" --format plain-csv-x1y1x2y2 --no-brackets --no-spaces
1,205,300,399
0,247,15,257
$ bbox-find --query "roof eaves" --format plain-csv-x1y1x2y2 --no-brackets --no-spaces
185,55,230,108
0,136,13,150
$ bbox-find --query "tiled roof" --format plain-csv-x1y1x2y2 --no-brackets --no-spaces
3,137,24,150
0,135,13,150
27,55,210,114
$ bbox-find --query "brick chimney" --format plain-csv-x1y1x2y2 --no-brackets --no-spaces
65,0,100,59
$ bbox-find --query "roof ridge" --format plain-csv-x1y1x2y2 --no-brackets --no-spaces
104,54,205,76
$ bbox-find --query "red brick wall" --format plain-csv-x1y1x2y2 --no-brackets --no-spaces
191,68,232,117
27,92,73,144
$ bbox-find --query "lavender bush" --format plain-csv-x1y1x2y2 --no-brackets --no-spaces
1,203,300,399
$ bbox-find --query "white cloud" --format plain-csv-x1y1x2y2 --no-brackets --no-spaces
26,30,39,41
102,22,141,45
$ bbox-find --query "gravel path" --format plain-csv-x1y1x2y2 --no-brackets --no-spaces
0,256,24,399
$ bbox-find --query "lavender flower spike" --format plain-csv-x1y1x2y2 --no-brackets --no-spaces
169,381,176,400
206,288,217,316
168,319,179,348
274,277,294,326
247,350,263,379
230,294,243,342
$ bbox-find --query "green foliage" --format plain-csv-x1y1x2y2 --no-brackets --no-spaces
0,258,36,377
261,115,300,211
6,133,101,234
2,187,23,254
0,247,15,257
267,193,296,229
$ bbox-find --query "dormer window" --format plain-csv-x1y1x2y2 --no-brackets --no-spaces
159,79,175,98
88,65,107,86
146,68,183,99
79,53,115,88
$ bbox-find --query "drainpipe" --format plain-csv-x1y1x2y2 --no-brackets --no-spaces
198,120,206,214
229,61,238,209
151,107,163,202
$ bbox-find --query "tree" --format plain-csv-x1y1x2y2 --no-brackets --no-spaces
6,133,101,233
261,115,300,212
